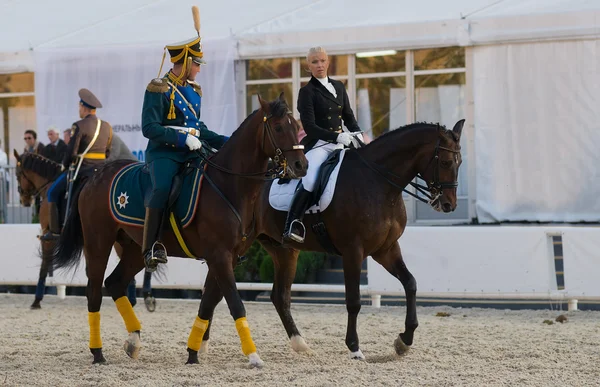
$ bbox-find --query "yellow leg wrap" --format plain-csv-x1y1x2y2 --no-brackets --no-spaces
115,296,142,333
88,312,102,349
187,316,209,352
235,317,257,356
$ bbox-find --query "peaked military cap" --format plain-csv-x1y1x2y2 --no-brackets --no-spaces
79,88,103,109
166,36,206,65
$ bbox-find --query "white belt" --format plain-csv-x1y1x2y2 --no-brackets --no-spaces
166,126,200,138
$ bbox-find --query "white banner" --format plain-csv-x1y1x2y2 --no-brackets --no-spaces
367,226,556,295
473,40,600,223
33,37,237,162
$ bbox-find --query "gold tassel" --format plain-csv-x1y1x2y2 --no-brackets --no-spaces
157,48,167,78
167,89,176,120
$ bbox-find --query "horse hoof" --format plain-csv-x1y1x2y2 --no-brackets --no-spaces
248,352,264,368
199,339,210,355
124,332,142,359
290,335,310,353
91,348,106,364
144,296,156,313
186,348,199,364
394,335,410,355
349,349,365,361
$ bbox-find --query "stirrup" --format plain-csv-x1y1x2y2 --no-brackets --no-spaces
144,242,168,272
284,219,306,243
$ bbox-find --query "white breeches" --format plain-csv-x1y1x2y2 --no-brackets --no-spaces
302,140,344,192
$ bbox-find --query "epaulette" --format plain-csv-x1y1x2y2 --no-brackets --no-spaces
189,81,202,96
146,78,169,93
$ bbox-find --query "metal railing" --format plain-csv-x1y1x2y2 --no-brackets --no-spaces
0,166,35,224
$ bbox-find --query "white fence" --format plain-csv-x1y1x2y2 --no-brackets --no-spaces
1,224,599,311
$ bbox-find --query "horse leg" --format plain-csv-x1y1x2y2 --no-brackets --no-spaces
84,245,111,364
342,250,366,360
185,269,222,364
213,253,263,368
259,237,309,352
104,243,145,360
31,240,53,309
372,242,417,355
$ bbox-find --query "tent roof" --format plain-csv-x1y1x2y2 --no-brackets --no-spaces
1,0,599,68
235,0,600,58
0,0,316,52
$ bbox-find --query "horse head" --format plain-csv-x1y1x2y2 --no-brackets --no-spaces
417,119,465,213
13,149,61,206
256,93,308,179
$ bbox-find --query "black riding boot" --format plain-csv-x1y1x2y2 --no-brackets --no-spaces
40,202,61,241
282,187,312,244
142,208,168,272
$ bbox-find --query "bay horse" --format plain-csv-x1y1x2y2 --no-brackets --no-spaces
51,94,307,367
189,120,464,360
13,151,131,309
13,151,65,308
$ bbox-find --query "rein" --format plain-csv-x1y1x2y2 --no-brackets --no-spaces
195,113,303,180
355,138,460,205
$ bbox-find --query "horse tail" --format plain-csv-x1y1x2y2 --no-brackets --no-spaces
52,178,88,271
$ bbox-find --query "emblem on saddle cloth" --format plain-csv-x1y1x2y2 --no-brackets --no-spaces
117,192,129,209
269,149,347,213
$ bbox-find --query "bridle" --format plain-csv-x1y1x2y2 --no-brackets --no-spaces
16,162,53,198
356,136,461,205
196,112,304,180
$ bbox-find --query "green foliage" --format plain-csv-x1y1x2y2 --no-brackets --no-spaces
234,241,327,284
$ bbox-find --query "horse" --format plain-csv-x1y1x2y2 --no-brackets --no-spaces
239,120,463,360
51,94,308,367
13,151,64,308
12,151,140,309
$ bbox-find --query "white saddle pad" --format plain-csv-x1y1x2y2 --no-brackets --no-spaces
269,149,346,213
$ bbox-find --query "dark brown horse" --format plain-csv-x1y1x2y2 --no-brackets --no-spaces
13,151,66,308
13,151,129,309
190,120,464,360
51,94,307,367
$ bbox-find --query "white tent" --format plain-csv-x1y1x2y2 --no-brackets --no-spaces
235,0,600,57
2,0,600,223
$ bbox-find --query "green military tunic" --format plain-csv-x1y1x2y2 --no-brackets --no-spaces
141,74,228,208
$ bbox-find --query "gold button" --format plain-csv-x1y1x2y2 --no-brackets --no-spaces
328,116,331,119
338,115,342,119
329,107,332,110
338,126,342,129
338,106,342,109
330,127,333,130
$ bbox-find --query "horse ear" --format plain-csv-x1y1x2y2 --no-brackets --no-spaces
257,94,270,113
278,91,286,102
13,149,20,161
452,119,465,139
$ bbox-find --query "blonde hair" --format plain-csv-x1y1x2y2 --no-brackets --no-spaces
306,46,328,61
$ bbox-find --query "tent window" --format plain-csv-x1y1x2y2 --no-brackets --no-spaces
356,77,406,140
0,73,34,93
414,47,465,71
246,83,293,113
356,51,405,74
246,59,292,81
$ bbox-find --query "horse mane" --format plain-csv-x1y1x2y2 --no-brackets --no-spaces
363,121,459,149
226,98,291,143
20,153,62,180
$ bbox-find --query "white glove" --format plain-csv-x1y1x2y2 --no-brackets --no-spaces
185,135,202,151
336,132,353,146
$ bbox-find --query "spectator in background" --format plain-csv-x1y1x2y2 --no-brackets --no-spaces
23,130,45,154
23,130,44,221
63,128,71,145
42,126,68,164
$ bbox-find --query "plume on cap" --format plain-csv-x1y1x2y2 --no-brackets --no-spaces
192,6,200,36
